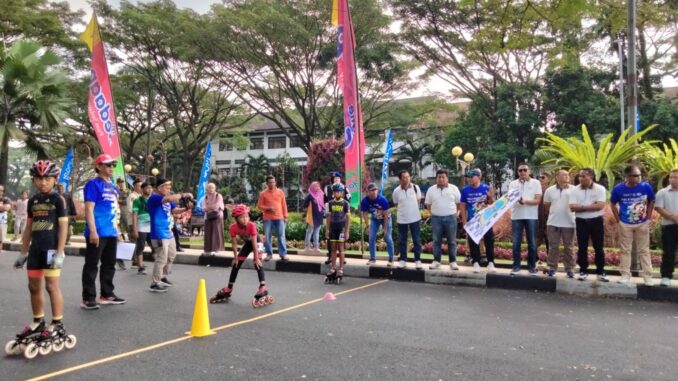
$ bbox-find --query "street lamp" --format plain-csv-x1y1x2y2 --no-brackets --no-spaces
451,146,475,186
124,164,133,173
151,168,160,176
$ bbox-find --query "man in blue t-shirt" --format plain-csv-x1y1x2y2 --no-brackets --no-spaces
147,178,193,293
360,183,394,265
610,164,655,286
81,154,125,310
460,168,496,273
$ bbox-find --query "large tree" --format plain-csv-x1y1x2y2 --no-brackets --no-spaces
205,0,411,153
0,40,71,185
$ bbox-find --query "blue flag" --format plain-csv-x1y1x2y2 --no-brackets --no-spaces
380,129,393,194
58,148,74,192
195,141,212,214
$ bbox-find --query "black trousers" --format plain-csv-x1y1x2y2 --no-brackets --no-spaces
469,229,495,264
228,241,265,285
575,217,606,274
661,225,678,279
82,237,118,300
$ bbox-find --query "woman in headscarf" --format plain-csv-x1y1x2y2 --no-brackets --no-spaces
202,183,225,255
303,181,325,254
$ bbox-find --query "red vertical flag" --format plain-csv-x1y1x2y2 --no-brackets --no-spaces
334,0,365,208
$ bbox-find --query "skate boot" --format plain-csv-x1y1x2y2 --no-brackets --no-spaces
209,287,233,304
252,284,274,308
324,267,338,284
24,322,77,359
5,320,45,356
336,268,344,284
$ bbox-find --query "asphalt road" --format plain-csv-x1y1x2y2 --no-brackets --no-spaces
1,251,677,381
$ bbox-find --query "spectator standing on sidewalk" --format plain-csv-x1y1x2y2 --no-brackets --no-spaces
610,164,655,286
460,168,496,273
257,175,289,262
537,172,552,257
202,183,225,256
392,170,423,269
653,169,678,287
303,181,325,254
569,168,609,282
81,154,126,310
543,170,576,278
508,163,542,276
12,190,29,241
0,184,12,254
361,183,394,266
425,169,461,271
132,182,153,275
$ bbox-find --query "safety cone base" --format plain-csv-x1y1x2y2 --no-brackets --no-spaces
185,330,216,337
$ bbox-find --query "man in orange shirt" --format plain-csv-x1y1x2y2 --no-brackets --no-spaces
257,175,289,262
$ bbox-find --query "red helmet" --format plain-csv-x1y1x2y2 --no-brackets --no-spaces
30,160,60,178
232,204,249,218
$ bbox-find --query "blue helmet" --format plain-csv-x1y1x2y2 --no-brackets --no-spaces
331,183,345,192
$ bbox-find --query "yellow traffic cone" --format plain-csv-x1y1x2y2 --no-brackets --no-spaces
186,279,216,337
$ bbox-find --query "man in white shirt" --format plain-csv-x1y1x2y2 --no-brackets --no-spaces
392,170,422,269
569,168,608,282
543,170,575,278
425,169,461,271
654,169,678,287
508,163,542,275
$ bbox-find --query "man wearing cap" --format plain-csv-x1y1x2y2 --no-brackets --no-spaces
81,154,125,310
147,178,193,292
361,183,394,265
425,169,461,270
460,168,497,273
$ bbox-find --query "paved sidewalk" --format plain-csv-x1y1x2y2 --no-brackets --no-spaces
4,236,677,303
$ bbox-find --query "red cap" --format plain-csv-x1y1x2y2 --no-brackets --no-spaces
95,154,117,166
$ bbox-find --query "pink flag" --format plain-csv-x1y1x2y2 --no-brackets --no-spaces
335,0,365,208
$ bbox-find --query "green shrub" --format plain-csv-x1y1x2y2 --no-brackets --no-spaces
73,220,86,235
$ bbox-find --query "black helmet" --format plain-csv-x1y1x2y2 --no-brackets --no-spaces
331,183,345,192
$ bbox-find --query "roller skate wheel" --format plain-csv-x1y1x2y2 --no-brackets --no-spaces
5,340,20,355
64,335,77,349
265,295,274,304
24,343,39,359
52,340,65,352
39,343,52,356
251,299,259,308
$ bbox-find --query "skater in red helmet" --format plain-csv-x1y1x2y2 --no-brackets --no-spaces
210,204,273,307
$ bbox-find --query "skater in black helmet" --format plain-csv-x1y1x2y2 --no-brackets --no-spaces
210,204,273,308
325,183,350,284
7,161,76,359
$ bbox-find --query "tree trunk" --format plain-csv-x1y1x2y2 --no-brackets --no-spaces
0,129,10,186
637,22,653,100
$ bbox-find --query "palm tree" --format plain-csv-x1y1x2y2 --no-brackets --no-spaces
0,40,70,184
395,137,434,178
645,138,678,188
241,154,271,200
536,124,656,191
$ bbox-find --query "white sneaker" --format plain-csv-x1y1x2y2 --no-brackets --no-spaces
429,261,441,270
397,260,407,269
450,262,460,271
660,277,671,287
643,276,654,286
415,260,422,270
473,262,480,273
487,262,496,273
618,275,632,285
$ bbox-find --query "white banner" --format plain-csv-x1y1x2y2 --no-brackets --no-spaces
464,188,521,244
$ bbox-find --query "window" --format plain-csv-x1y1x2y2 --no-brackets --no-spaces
250,137,264,150
235,159,245,165
268,136,286,149
289,136,303,148
218,168,231,177
218,141,232,151
215,160,231,165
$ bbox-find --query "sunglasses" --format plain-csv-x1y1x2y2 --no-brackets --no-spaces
518,168,528,172
102,163,116,168
539,176,546,179
628,174,641,177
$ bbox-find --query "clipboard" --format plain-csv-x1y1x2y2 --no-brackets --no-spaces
116,242,136,260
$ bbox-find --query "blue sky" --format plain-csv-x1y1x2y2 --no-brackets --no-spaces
69,0,221,15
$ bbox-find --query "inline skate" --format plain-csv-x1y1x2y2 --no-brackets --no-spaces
324,268,338,284
209,287,233,304
5,321,45,357
251,284,274,308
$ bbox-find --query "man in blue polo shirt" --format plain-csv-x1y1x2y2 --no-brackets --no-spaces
611,164,655,286
81,154,125,310
361,183,394,266
147,178,193,293
460,168,496,273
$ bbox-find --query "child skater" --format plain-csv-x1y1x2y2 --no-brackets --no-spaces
210,204,273,308
325,183,350,283
7,161,76,359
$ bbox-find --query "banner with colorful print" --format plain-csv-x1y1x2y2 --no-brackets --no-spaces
80,14,125,184
464,188,521,244
333,0,365,209
380,129,393,194
58,148,74,192
194,141,212,215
